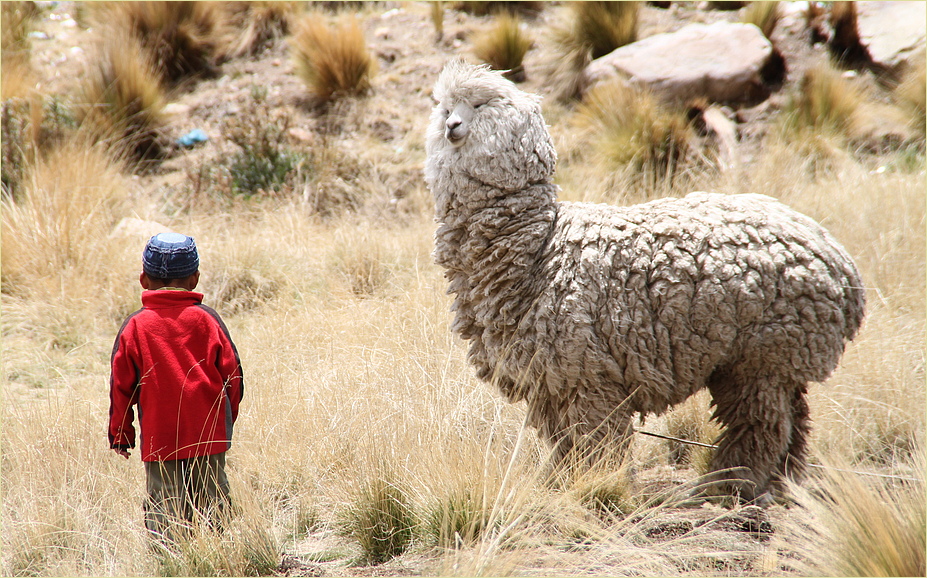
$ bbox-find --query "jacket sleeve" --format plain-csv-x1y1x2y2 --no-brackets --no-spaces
108,316,141,449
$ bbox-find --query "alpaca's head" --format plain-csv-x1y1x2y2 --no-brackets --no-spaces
425,59,556,193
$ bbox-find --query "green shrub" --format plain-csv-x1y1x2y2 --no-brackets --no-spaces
425,487,493,548
221,87,306,197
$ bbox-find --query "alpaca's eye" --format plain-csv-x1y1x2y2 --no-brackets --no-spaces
474,102,488,110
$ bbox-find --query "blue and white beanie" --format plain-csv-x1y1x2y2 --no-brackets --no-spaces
142,233,199,279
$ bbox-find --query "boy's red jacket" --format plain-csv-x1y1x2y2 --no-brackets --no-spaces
108,290,243,462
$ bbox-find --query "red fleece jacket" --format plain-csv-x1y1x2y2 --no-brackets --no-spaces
108,290,243,462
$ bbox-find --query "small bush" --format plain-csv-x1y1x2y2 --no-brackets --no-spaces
2,95,75,199
550,2,639,101
290,14,375,105
77,31,167,163
221,87,306,197
453,2,544,16
663,391,721,474
742,1,780,40
472,13,532,81
578,79,694,186
341,476,416,564
1,137,130,300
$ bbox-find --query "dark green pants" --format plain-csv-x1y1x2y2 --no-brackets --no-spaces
144,452,230,541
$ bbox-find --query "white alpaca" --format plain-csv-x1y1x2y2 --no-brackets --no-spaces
425,60,865,503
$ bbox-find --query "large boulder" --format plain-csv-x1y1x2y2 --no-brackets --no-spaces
855,1,926,73
583,21,774,105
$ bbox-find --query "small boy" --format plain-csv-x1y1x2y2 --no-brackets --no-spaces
108,232,243,540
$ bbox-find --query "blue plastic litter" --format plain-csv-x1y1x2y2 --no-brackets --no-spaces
176,129,208,148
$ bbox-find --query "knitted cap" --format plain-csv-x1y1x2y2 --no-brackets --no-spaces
142,233,199,279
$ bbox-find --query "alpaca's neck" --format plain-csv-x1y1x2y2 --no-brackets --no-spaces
434,180,557,275
434,178,558,341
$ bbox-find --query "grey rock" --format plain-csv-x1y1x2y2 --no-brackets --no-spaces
584,21,774,105
856,1,926,73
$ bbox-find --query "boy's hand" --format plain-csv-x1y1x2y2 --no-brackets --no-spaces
114,448,131,459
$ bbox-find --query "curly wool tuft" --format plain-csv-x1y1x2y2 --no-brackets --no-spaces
425,60,865,504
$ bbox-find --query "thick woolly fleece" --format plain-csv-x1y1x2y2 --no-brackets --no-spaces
425,60,866,501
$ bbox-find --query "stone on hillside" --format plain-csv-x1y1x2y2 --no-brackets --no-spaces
583,21,774,105
855,1,926,73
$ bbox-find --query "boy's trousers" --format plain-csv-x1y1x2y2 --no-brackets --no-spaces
144,452,230,540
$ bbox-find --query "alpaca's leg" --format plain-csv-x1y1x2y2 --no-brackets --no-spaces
772,386,811,496
576,409,635,469
706,368,799,504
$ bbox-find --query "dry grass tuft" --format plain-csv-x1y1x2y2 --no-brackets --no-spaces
896,57,926,133
340,472,416,564
77,30,167,163
452,2,544,17
781,448,925,577
577,79,696,190
221,1,302,58
742,1,780,40
1,137,131,297
1,1,39,100
777,60,865,150
565,1,639,60
87,1,224,86
663,391,721,474
290,14,376,106
472,13,533,81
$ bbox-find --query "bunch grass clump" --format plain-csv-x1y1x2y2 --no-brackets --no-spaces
895,57,926,135
221,1,302,58
577,79,695,188
221,87,305,197
290,14,375,105
1,137,131,299
87,1,224,87
1,1,39,100
341,474,417,564
77,30,167,163
782,449,925,577
742,1,781,40
550,2,639,101
472,13,533,81
663,391,721,474
565,1,639,60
